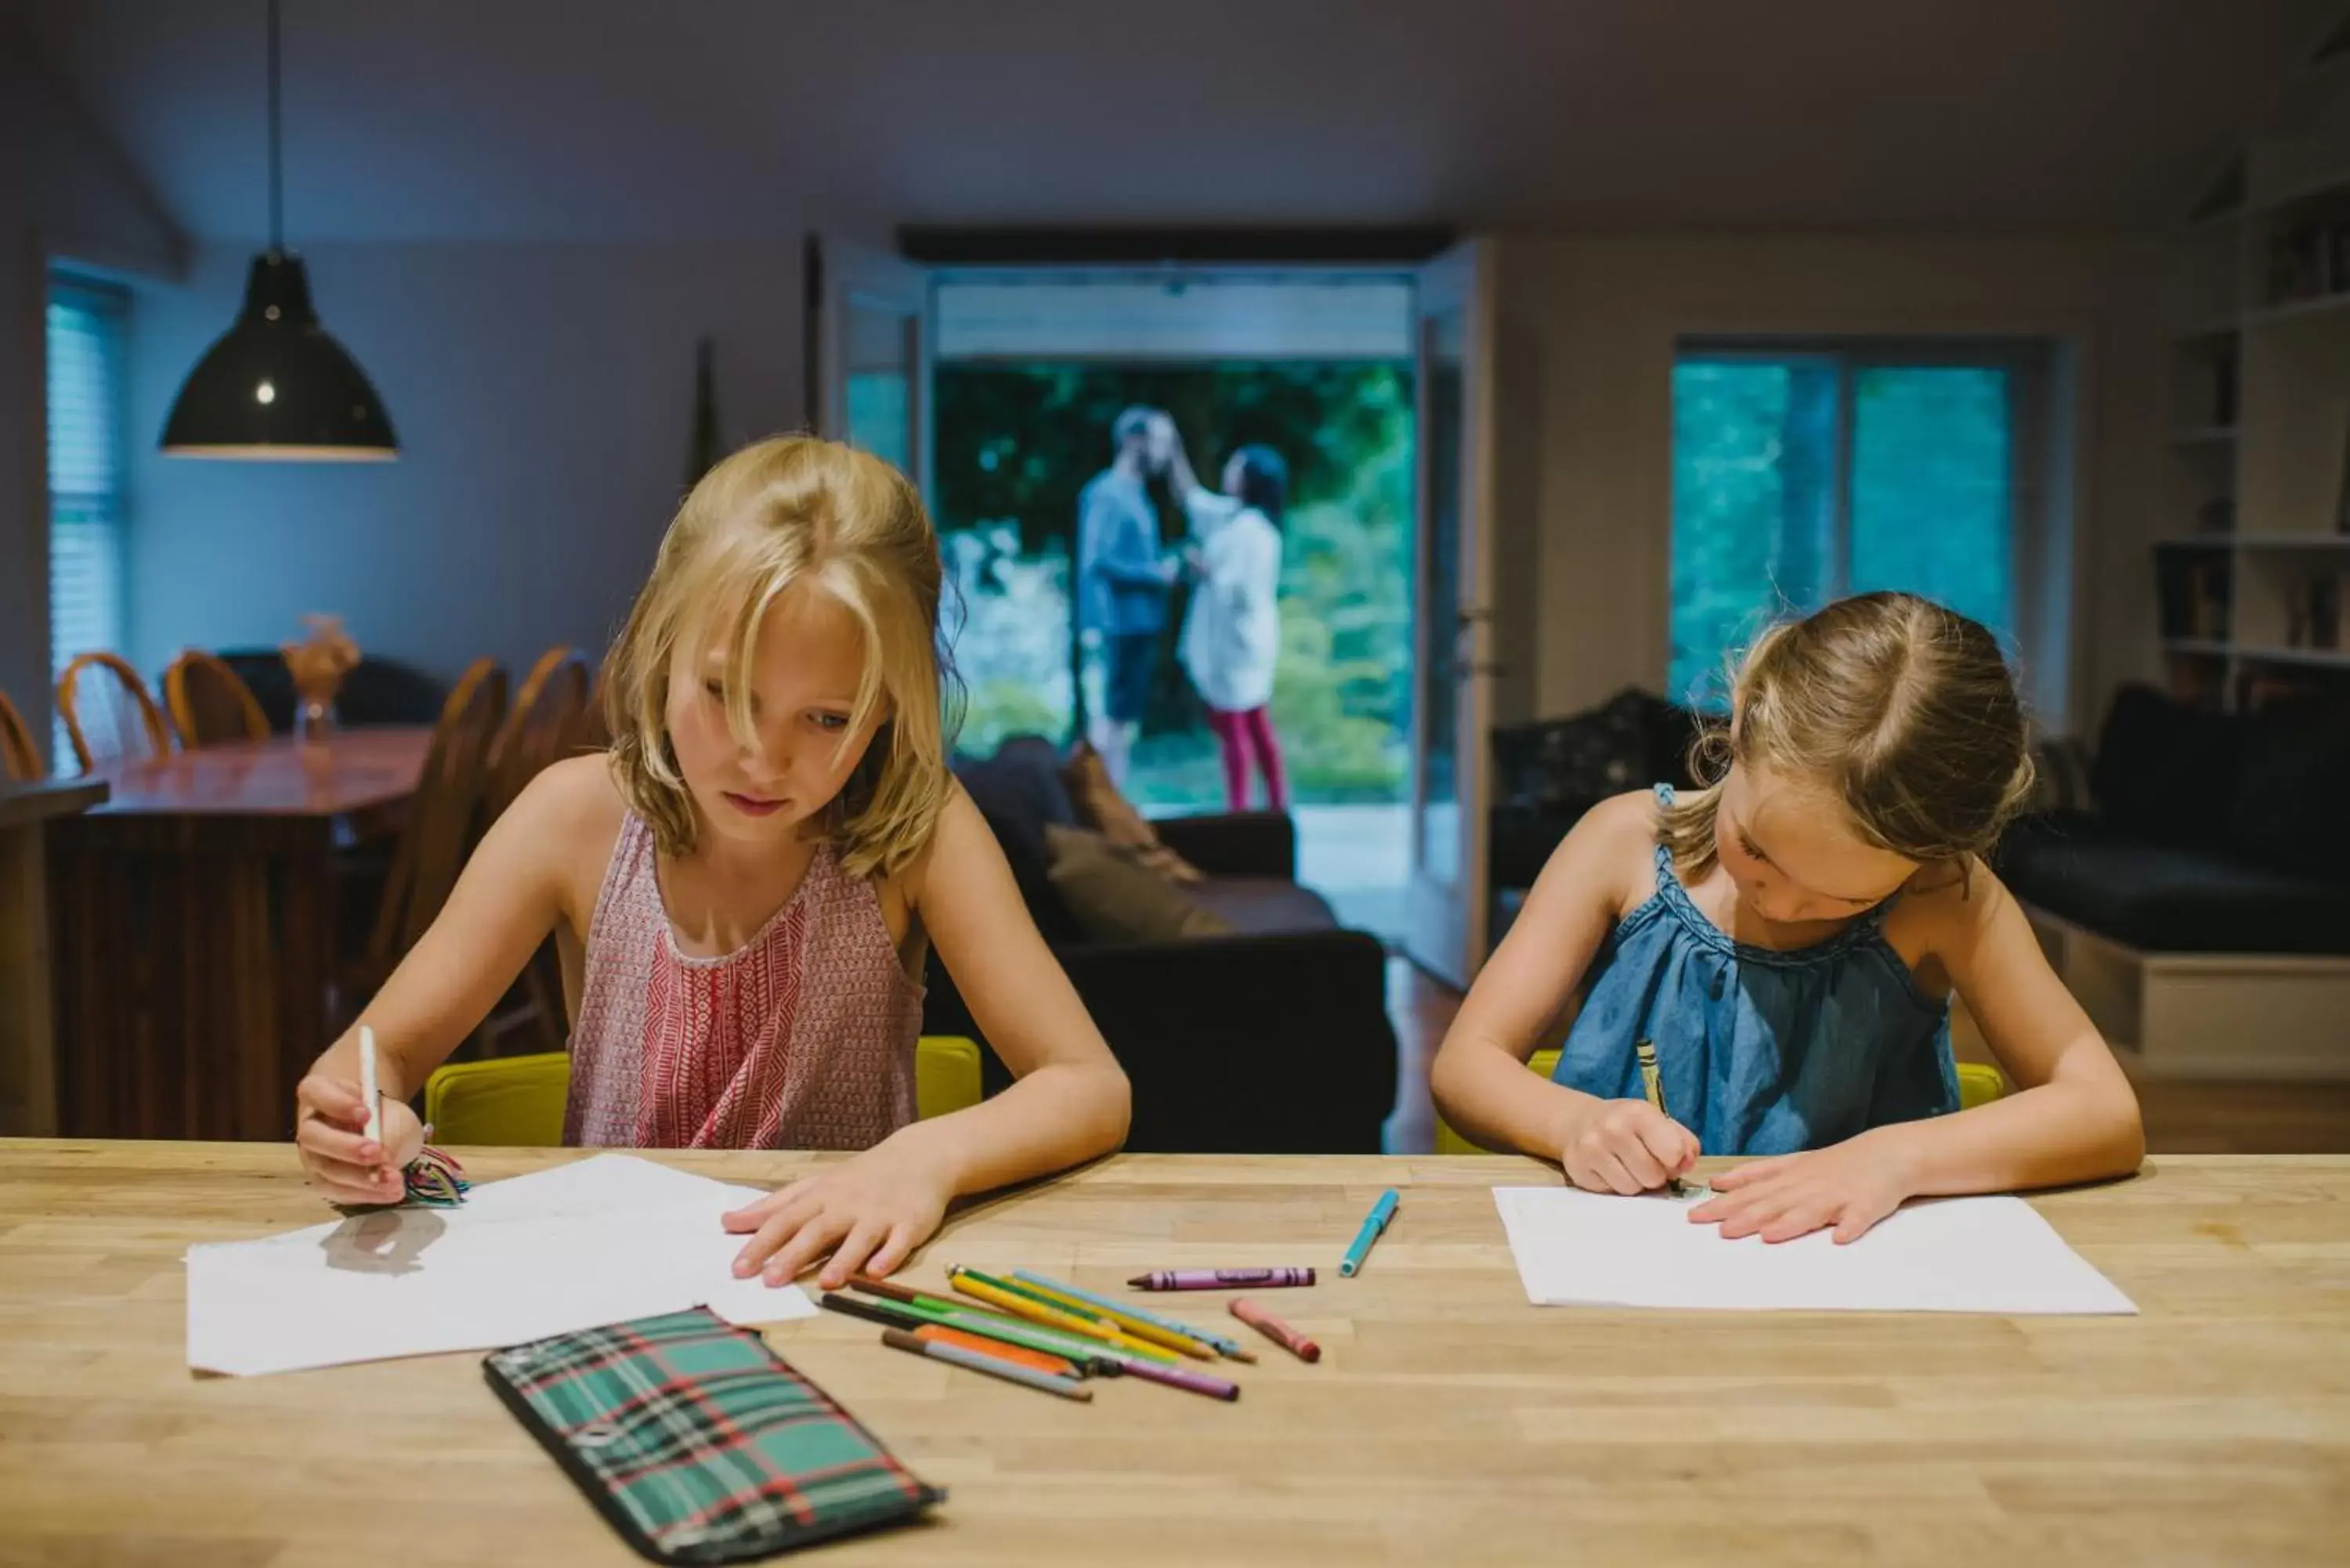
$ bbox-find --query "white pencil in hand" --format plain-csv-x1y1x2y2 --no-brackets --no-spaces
360,1024,382,1147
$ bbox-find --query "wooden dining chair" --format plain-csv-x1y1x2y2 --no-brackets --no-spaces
0,689,43,781
486,647,595,822
162,649,272,750
56,652,172,774
473,647,595,1056
344,659,508,1015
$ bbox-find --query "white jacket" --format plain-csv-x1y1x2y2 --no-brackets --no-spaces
1178,489,1282,713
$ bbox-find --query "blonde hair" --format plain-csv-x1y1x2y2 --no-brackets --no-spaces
602,435,951,880
1661,592,2036,883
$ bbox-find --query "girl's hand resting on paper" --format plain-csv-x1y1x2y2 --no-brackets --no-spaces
1689,1129,1913,1244
721,1137,956,1291
295,1071,425,1206
1560,1098,1701,1196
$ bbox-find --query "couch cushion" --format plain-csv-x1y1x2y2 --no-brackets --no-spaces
1491,687,1706,816
2225,697,2350,884
1184,876,1342,937
1044,825,1232,944
2090,684,2243,851
2000,814,2350,956
1061,741,1204,883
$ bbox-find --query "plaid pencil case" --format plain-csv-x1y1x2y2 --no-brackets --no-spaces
484,1306,945,1564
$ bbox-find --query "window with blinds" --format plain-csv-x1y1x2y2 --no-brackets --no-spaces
46,275,130,765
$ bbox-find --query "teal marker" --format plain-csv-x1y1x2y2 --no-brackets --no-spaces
1339,1188,1399,1277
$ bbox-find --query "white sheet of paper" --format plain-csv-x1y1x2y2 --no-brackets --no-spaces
233,1151,745,1249
1493,1185,2137,1315
187,1155,815,1377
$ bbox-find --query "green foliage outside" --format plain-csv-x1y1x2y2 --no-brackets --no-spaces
933,363,1415,806
1669,359,2013,710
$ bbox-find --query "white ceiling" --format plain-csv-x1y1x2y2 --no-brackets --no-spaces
10,0,2329,244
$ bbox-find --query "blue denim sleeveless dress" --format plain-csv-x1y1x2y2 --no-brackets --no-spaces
1550,786,1959,1154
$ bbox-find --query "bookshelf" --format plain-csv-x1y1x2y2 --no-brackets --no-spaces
2160,5,2350,710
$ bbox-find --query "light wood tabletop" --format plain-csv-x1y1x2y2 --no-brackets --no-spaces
2,1143,2345,1567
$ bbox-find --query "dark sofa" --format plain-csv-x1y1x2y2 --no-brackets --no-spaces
1997,684,2350,955
932,736,1399,1153
1488,688,1708,947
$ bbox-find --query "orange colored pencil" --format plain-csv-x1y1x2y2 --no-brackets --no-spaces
913,1324,1081,1378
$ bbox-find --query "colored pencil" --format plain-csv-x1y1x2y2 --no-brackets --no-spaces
819,1292,1121,1372
1010,1270,1251,1361
819,1291,947,1335
949,1268,1180,1364
851,1274,1108,1362
989,1274,1217,1360
848,1275,961,1313
913,1324,1079,1379
1116,1356,1241,1402
950,1266,1179,1363
881,1328,1093,1401
1230,1297,1321,1363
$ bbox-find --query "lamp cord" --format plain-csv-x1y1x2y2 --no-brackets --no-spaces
266,0,283,253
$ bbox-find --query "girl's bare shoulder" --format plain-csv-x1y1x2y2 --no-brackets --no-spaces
517,752,628,831
1888,853,2012,954
1537,789,1665,915
1582,787,1668,843
504,753,631,904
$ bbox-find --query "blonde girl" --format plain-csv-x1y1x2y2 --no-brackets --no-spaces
292,435,1131,1288
1432,592,2142,1243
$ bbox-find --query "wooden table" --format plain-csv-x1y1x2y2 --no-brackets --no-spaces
0,778,107,1135
2,1144,2345,1567
44,728,432,1141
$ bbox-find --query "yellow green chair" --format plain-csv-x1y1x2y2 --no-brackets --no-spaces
1430,1049,2006,1155
421,1035,985,1147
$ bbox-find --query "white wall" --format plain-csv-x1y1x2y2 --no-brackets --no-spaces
124,240,806,685
0,33,183,767
1491,232,2171,738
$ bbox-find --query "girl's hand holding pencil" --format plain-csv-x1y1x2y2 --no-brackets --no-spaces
1558,1097,1699,1198
295,1064,424,1206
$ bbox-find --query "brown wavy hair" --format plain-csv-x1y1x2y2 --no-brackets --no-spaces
601,435,950,880
1661,592,2036,883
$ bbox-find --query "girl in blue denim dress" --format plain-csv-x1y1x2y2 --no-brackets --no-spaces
1433,593,2143,1245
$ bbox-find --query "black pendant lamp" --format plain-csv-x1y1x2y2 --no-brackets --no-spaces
161,0,397,460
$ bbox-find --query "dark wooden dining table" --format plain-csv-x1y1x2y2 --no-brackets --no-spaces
44,728,432,1141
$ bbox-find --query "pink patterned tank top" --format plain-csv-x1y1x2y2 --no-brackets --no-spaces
565,813,923,1151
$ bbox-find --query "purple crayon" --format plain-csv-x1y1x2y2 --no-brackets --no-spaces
1126,1268,1315,1291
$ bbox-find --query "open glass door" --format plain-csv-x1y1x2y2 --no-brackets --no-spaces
1402,240,1497,988
805,233,934,493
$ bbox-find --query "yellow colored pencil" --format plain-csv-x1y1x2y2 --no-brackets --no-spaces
997,1277,1217,1360
948,1270,1178,1364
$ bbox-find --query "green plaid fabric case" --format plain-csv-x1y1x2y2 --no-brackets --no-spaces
485,1307,944,1564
